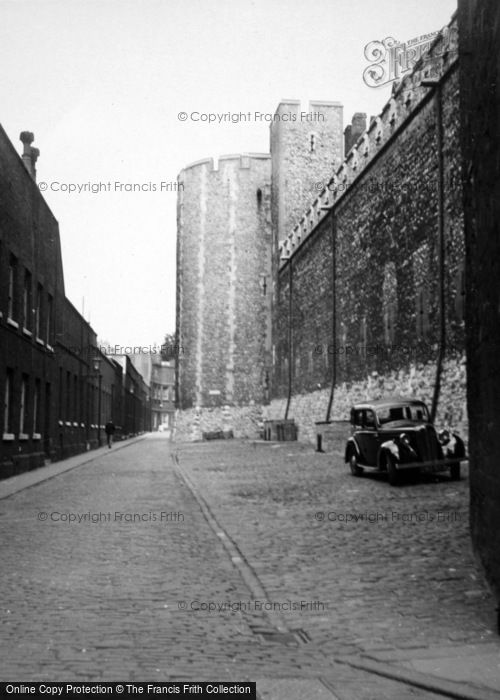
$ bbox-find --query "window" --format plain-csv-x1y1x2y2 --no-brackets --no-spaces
351,409,364,427
3,369,14,434
46,294,53,343
20,374,29,435
23,270,32,330
58,367,63,421
8,255,17,320
35,284,43,339
378,403,430,424
309,133,317,153
364,410,376,428
66,371,71,421
352,408,376,428
34,379,41,433
73,375,78,422
256,188,262,207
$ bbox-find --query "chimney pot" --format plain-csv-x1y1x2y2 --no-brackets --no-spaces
20,131,34,145
19,131,39,181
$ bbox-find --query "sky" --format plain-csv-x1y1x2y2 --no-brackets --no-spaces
0,0,457,348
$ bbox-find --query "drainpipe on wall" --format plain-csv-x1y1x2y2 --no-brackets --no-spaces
325,209,336,422
283,256,293,420
422,78,446,423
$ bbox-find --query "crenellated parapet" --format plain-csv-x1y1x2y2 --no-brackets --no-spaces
279,16,459,266
178,152,271,181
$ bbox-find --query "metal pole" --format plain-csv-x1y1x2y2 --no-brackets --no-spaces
326,210,336,422
97,373,102,446
423,79,445,423
284,258,293,420
86,376,90,450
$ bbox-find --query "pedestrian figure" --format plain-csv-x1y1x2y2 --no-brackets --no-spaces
105,420,115,448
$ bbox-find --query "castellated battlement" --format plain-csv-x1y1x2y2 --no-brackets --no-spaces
271,99,342,122
279,15,458,264
178,153,271,180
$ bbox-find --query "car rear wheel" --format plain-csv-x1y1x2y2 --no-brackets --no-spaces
386,454,400,486
450,462,461,480
347,449,363,477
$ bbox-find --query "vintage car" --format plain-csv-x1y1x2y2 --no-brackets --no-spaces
345,398,466,485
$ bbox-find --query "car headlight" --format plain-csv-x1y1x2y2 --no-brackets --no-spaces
399,432,411,447
438,429,450,445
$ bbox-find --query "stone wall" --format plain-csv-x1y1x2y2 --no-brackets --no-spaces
176,154,272,409
265,354,467,447
272,18,466,446
270,100,344,345
458,0,500,603
174,404,263,443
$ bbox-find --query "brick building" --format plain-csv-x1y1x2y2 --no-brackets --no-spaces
458,0,500,611
0,126,150,478
151,359,175,431
128,352,175,431
111,355,151,436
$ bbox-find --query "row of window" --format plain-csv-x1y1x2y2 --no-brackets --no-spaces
3,251,54,344
3,370,45,438
152,385,174,402
3,369,113,440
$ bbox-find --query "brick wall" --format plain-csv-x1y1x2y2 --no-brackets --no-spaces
0,125,144,475
458,0,500,602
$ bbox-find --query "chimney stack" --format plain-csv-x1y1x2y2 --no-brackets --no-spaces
344,113,367,155
19,131,39,181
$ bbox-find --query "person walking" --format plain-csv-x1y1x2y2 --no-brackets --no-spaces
104,419,115,448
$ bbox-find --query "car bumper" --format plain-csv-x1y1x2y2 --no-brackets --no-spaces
396,456,468,472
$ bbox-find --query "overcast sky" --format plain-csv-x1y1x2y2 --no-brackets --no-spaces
0,0,457,348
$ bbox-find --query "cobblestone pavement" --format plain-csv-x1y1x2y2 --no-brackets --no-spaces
0,434,495,698
173,439,499,680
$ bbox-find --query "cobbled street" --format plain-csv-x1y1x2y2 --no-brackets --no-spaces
0,434,498,699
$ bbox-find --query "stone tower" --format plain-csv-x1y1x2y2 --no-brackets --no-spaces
270,100,344,263
176,100,344,415
269,100,344,400
176,154,272,409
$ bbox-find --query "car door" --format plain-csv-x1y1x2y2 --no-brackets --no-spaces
357,409,379,466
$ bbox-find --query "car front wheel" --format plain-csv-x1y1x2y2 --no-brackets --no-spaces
386,454,400,486
347,449,363,477
450,462,461,480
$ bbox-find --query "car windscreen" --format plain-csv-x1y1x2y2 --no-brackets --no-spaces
377,404,430,424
